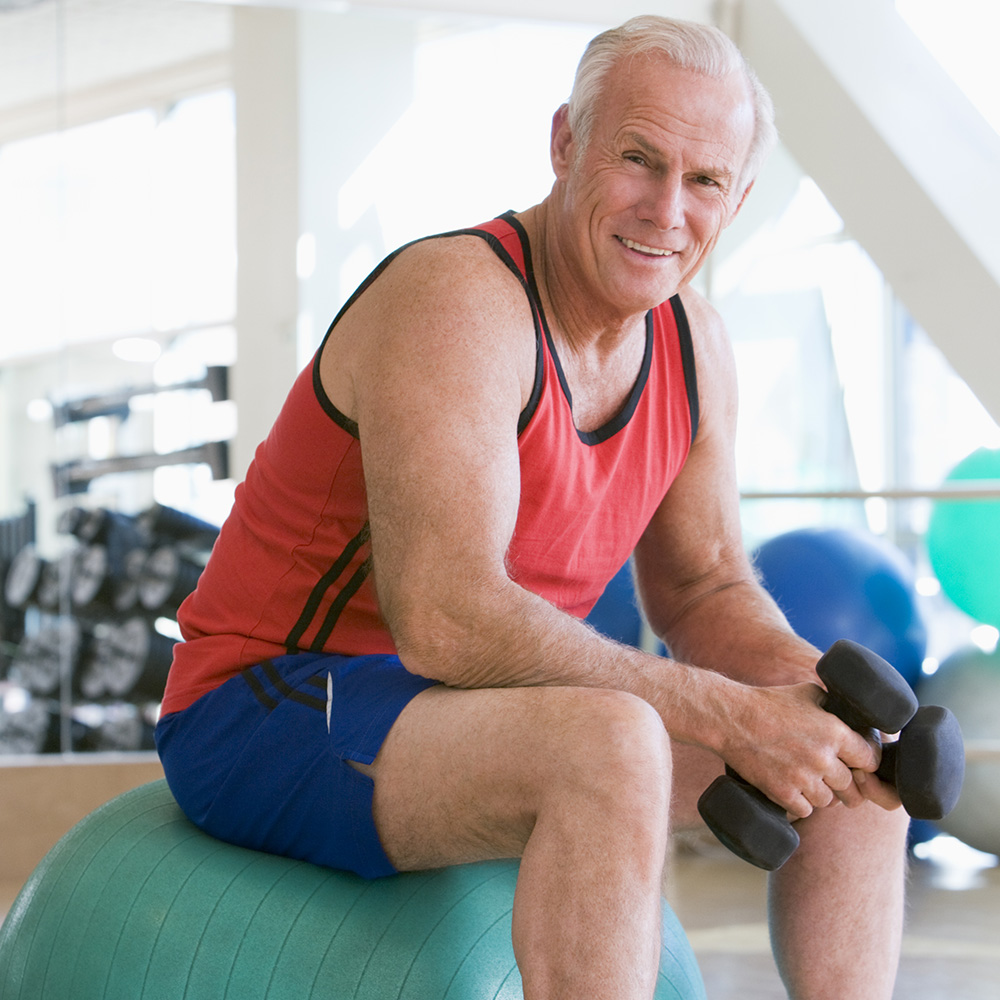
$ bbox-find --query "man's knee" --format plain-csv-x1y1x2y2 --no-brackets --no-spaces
545,688,672,821
794,793,911,867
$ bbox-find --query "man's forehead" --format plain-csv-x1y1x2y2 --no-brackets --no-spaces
603,53,753,122
598,56,754,154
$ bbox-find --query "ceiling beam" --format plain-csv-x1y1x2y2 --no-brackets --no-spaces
738,0,1000,422
194,0,715,27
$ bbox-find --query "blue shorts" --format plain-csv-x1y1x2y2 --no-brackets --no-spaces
154,652,438,879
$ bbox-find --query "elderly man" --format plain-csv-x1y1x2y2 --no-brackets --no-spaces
156,15,909,999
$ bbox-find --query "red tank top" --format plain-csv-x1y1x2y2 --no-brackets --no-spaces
162,213,698,714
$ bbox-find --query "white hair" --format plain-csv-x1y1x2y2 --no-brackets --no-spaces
566,15,777,190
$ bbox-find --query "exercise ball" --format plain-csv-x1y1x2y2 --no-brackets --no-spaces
918,647,999,857
926,447,1000,629
0,781,706,1000
586,562,667,656
587,561,643,647
752,527,927,687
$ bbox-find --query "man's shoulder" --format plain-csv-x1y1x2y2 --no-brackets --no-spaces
674,286,725,338
672,287,737,422
389,230,528,309
327,227,539,405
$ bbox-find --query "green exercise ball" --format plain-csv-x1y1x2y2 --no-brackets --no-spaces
0,781,705,999
926,447,1000,628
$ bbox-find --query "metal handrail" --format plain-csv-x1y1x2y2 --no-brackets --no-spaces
741,483,1000,501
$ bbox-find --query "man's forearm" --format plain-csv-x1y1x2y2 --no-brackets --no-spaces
647,577,822,688
387,570,750,756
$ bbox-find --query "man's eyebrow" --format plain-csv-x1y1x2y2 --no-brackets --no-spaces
624,132,661,156
623,130,736,182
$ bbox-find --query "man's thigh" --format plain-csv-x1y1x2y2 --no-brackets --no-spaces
157,651,439,878
359,683,673,872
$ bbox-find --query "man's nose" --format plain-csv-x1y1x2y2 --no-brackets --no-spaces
643,175,685,230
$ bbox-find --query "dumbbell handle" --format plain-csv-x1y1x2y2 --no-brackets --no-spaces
702,702,964,870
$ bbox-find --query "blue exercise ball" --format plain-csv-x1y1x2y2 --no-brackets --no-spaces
0,781,706,999
753,527,927,687
587,561,644,647
586,562,667,655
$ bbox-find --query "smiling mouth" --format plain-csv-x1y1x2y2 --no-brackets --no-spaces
617,236,674,257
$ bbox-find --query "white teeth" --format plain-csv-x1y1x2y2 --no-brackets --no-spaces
619,237,673,257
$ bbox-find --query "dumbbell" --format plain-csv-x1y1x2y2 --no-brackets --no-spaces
3,545,76,612
697,639,964,870
72,703,157,753
137,503,220,551
70,544,118,611
0,698,61,755
80,617,176,701
58,506,146,550
876,704,965,821
111,547,151,614
8,617,87,696
3,545,45,610
137,546,204,613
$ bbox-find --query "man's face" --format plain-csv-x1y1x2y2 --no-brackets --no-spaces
551,54,755,319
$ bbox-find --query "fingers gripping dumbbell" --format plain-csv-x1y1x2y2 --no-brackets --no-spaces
816,641,964,820
697,639,965,870
695,640,908,870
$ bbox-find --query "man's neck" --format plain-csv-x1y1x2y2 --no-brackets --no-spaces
516,200,644,360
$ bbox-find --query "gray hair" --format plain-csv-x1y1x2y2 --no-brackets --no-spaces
566,15,777,191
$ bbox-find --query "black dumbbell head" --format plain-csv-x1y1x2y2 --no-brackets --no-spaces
888,705,965,820
698,775,801,871
816,639,918,734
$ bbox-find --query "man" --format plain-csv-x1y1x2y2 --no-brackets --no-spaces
156,15,909,999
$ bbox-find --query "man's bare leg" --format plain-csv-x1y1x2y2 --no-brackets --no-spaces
359,684,672,1000
768,798,908,1000
670,743,909,1000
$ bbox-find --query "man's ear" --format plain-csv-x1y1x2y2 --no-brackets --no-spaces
550,104,574,178
726,179,755,226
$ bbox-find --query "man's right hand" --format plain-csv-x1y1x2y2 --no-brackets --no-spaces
717,681,883,819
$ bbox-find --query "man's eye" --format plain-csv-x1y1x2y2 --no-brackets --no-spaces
624,153,647,166
695,175,719,187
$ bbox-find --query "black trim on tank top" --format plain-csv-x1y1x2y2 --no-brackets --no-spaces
539,315,655,446
502,211,663,447
310,218,545,439
669,296,700,445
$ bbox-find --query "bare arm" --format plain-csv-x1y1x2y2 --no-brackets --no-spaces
633,288,818,685
633,288,899,810
322,243,879,816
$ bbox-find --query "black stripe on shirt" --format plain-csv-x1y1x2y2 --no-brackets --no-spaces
284,521,371,654
309,557,372,652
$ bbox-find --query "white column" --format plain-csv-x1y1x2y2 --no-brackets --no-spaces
296,9,419,364
232,6,301,480
739,0,1000,423
231,7,421,479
